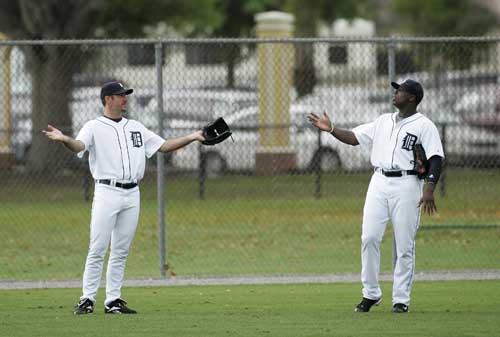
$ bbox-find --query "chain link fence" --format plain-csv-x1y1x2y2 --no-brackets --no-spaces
0,37,499,281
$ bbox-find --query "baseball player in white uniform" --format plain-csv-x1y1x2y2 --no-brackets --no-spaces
308,79,444,313
44,80,205,315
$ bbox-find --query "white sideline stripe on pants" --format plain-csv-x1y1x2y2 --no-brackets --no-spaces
1,270,499,290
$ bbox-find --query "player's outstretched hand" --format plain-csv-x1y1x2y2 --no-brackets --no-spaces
43,124,65,142
308,112,334,132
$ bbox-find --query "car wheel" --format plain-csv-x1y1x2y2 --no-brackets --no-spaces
311,148,341,172
203,152,227,178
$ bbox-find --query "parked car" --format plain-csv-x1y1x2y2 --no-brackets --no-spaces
10,91,32,162
168,90,388,176
453,87,500,129
411,88,500,168
133,88,258,135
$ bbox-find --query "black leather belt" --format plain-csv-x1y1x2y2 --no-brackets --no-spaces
379,169,417,177
96,179,138,189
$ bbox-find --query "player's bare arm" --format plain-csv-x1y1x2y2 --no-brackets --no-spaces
43,124,85,153
307,112,359,145
158,131,205,153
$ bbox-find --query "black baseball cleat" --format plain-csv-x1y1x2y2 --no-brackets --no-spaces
392,303,409,313
74,298,94,315
104,298,137,314
354,297,382,312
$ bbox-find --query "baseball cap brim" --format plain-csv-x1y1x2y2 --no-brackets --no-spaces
115,88,134,96
391,82,400,90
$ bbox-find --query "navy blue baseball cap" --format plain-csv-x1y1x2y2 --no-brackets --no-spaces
391,79,424,105
100,81,133,100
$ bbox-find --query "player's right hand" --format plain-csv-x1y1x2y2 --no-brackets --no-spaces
43,124,65,141
307,112,334,132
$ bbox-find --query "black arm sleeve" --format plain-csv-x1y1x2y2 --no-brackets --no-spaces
426,155,443,184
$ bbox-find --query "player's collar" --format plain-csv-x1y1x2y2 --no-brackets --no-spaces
103,115,123,123
98,116,128,125
392,111,422,123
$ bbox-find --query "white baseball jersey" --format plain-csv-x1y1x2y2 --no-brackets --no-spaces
75,116,164,305
353,112,444,170
350,111,444,307
76,116,164,181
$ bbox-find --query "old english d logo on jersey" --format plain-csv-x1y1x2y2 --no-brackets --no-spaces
130,131,143,147
401,132,417,151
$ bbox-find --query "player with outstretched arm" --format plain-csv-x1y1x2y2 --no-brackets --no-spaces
44,80,205,315
308,79,444,313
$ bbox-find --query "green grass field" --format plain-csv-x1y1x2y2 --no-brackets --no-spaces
1,169,499,280
1,280,498,337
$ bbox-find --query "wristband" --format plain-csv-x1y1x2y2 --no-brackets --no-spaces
329,124,335,134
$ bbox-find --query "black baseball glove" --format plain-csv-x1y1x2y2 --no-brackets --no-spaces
413,144,429,179
201,117,232,146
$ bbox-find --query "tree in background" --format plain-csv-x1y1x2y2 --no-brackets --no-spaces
392,0,498,70
0,1,102,172
97,0,221,38
393,0,497,36
0,0,220,172
283,0,373,97
199,0,372,92
203,0,280,88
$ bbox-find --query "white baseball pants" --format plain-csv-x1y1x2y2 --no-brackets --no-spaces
361,172,423,306
80,184,140,305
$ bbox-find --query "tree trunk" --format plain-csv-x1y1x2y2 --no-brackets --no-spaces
294,45,317,98
26,46,74,174
225,44,240,89
291,1,320,98
226,56,235,89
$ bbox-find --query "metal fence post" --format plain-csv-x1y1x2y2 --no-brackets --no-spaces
440,124,446,196
388,37,398,271
155,41,167,278
388,36,396,104
198,143,206,200
314,128,321,199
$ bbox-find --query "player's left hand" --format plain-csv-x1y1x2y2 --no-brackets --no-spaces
418,184,437,215
43,124,65,141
